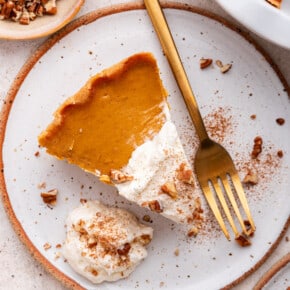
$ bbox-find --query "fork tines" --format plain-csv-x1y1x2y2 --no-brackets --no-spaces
204,171,256,241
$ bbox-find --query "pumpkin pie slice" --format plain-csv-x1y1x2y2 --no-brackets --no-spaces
38,52,203,234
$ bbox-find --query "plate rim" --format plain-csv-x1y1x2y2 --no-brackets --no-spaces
0,2,289,289
253,252,290,289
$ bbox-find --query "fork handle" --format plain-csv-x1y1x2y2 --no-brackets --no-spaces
144,0,209,142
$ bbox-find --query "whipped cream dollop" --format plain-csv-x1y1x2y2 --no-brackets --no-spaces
63,200,153,284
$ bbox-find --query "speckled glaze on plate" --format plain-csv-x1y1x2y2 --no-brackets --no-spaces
253,253,290,290
0,2,289,290
0,0,84,40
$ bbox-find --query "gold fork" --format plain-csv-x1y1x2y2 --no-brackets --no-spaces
144,0,255,241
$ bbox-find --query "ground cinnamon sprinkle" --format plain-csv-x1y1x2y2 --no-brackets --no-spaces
185,105,284,240
204,106,234,143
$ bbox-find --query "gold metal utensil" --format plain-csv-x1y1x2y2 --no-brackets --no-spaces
144,0,255,241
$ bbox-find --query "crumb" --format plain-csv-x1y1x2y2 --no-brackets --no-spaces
43,243,51,250
235,234,251,247
37,182,46,189
55,244,62,249
187,226,198,237
276,118,285,125
251,136,263,159
199,58,212,69
174,248,180,256
34,151,40,157
54,252,61,260
80,198,87,204
243,170,258,185
220,63,232,74
244,220,255,236
277,150,283,158
40,189,58,206
215,59,232,73
250,114,256,120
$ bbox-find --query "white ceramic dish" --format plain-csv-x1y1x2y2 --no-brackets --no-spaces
0,0,84,40
216,0,290,49
1,3,289,290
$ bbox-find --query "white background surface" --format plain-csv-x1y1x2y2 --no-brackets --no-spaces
0,1,289,289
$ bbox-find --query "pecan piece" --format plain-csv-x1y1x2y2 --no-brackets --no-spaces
44,0,57,15
187,226,198,237
215,60,232,73
142,200,163,213
40,189,58,205
235,234,251,247
110,169,133,184
176,163,194,185
251,136,263,159
160,182,178,199
220,63,232,74
117,243,131,256
199,58,212,69
242,170,258,185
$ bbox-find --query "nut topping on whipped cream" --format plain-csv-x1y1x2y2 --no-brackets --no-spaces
176,163,194,185
160,182,178,199
110,169,134,183
63,200,153,284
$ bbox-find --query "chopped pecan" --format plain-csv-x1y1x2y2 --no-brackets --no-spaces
235,234,251,247
142,200,163,213
44,0,56,15
134,234,152,246
87,236,98,248
43,242,51,250
215,59,232,73
251,136,263,159
19,9,29,25
117,243,131,256
215,60,223,68
243,170,258,185
0,1,14,19
220,63,232,74
160,182,178,199
0,0,59,24
40,189,57,205
110,169,133,184
244,220,255,237
176,163,194,185
187,226,198,237
199,58,212,69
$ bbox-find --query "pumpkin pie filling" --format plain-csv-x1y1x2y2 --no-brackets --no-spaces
38,52,167,175
39,52,203,233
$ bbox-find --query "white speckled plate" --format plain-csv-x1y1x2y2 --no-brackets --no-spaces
0,0,84,40
215,0,290,49
1,3,289,290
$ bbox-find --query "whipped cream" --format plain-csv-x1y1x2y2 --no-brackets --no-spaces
63,200,153,284
114,105,202,229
